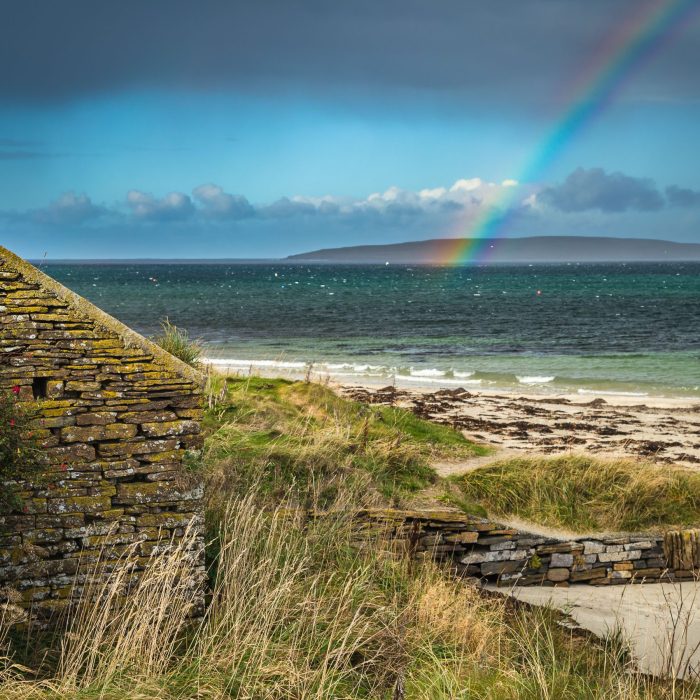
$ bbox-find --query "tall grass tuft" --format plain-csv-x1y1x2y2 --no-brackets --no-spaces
458,455,700,533
152,318,203,368
1,486,699,698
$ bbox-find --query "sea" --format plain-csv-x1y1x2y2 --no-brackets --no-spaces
42,261,700,399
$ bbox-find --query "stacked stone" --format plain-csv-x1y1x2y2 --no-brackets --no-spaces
459,534,669,586
347,509,695,587
0,248,205,623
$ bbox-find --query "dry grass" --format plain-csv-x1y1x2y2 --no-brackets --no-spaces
457,454,700,533
2,487,699,699
3,378,700,697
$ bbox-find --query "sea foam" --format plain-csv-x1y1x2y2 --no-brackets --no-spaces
517,375,555,384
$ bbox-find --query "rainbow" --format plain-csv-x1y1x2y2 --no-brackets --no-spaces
444,0,699,265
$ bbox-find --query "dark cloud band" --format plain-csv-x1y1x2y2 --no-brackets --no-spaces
539,168,665,213
2,1,699,105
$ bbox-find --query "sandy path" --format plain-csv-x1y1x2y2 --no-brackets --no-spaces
490,582,700,679
430,449,516,477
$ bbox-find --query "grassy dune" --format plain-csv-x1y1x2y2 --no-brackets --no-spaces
202,374,487,507
2,374,699,698
457,455,700,533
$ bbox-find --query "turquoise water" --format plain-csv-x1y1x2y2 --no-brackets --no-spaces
43,261,700,397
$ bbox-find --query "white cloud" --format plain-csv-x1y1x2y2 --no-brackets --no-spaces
32,191,107,225
126,190,195,221
450,177,483,193
419,186,447,200
8,176,531,230
192,183,254,219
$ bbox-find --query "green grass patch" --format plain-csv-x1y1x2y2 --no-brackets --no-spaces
457,454,700,533
152,318,203,368
202,374,485,506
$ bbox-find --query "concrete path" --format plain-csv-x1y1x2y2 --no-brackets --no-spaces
490,582,700,678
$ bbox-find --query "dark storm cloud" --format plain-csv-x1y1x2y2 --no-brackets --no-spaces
2,1,699,106
666,185,700,207
539,168,665,213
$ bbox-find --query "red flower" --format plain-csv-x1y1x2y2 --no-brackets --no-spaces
9,419,15,427
11,385,20,395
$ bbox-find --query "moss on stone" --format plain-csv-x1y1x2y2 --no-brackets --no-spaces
0,246,204,387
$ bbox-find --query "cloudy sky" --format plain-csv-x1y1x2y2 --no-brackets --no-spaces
1,0,699,259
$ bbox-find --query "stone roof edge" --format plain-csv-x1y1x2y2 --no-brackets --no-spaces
0,246,206,387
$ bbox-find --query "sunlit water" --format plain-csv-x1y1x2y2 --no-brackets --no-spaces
43,261,700,398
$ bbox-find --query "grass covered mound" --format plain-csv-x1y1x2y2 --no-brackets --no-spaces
3,375,700,698
203,374,487,506
457,455,700,533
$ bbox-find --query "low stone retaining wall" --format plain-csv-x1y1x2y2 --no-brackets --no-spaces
346,510,698,586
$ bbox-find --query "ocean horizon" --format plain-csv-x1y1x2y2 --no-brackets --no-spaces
43,260,700,399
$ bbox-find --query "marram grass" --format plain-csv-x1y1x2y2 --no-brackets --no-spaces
152,318,203,369
3,376,700,697
457,454,700,533
202,374,487,508
2,488,697,699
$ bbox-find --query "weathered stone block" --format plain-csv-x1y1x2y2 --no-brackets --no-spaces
141,420,200,437
118,410,178,424
47,495,112,515
61,423,138,443
570,567,606,582
65,380,102,392
76,411,117,426
611,570,633,580
444,531,479,544
550,553,574,568
98,438,178,457
481,560,521,576
45,443,96,463
115,482,202,505
46,380,64,398
598,550,641,563
547,568,570,582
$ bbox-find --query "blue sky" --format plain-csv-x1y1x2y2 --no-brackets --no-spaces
1,0,699,259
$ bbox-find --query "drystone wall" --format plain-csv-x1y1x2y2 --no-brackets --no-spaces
0,247,205,623
348,510,698,586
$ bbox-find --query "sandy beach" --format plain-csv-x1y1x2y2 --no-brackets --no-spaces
339,383,700,468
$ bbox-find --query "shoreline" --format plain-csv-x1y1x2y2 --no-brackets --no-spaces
204,358,700,410
207,362,700,468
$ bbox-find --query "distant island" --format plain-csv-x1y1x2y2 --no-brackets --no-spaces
288,235,700,264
